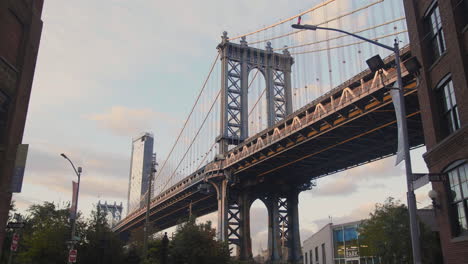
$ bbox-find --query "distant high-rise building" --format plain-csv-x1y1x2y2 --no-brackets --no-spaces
97,201,123,228
127,133,154,214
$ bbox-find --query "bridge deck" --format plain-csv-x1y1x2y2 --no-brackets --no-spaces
114,47,424,236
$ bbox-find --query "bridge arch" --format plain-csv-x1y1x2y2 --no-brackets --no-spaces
249,198,269,258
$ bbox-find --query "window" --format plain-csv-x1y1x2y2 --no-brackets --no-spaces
310,250,313,264
344,225,359,258
448,162,468,236
426,4,446,62
461,0,468,26
315,246,319,262
333,227,345,258
305,252,308,264
322,243,326,264
437,77,460,135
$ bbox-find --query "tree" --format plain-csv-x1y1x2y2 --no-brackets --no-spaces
1,201,134,264
78,207,125,264
16,202,83,264
358,197,441,264
0,201,20,264
169,217,230,264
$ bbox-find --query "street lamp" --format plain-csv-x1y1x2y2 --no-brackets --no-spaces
61,153,82,263
292,23,422,264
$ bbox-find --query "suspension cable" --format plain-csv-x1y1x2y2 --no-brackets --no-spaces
273,17,405,51
155,53,220,183
160,89,222,193
195,141,217,171
248,0,384,45
290,30,408,55
228,0,337,41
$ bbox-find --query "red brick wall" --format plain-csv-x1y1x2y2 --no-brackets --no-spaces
0,10,23,67
0,0,43,257
404,0,468,263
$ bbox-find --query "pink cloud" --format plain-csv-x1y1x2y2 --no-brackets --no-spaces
84,106,179,137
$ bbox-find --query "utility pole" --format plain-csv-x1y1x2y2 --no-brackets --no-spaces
143,153,157,260
60,153,82,264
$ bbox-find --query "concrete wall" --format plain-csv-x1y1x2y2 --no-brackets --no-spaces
302,223,333,264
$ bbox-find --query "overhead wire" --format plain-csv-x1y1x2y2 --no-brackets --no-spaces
249,0,385,45
290,30,408,55
228,0,337,41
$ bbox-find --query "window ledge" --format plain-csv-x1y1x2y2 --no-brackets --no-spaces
423,125,468,168
451,235,468,243
428,51,447,72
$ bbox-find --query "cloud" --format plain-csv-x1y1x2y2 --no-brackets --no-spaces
84,106,179,137
309,156,404,197
12,195,36,210
21,142,130,203
27,172,128,200
311,202,375,230
312,176,358,196
26,142,129,178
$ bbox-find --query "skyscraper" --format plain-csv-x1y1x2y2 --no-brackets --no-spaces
127,133,154,214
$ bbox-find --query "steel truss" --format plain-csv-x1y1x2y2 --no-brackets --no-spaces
217,32,294,154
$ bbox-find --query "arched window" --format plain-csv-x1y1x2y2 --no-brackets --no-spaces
445,161,468,236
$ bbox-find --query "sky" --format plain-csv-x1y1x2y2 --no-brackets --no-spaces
13,0,432,255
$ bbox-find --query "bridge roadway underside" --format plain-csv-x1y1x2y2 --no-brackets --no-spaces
117,186,217,240
231,91,423,191
117,84,424,241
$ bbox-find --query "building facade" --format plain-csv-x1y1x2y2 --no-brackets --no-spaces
302,221,379,264
0,0,44,254
127,133,154,214
403,0,468,263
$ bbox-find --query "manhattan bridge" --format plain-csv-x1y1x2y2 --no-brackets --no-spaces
114,0,424,262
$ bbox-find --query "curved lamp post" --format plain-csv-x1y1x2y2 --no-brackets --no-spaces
61,153,82,263
292,23,422,264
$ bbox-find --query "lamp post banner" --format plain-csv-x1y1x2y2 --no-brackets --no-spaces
70,181,78,219
390,82,404,165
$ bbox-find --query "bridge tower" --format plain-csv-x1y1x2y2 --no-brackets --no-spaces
97,201,123,228
216,32,294,154
211,32,302,263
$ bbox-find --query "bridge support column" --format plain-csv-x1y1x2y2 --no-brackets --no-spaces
286,189,302,263
263,188,302,264
211,178,254,260
237,190,253,260
211,179,229,242
264,195,281,263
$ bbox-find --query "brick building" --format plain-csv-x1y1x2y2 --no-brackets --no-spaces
403,0,468,263
0,0,44,255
